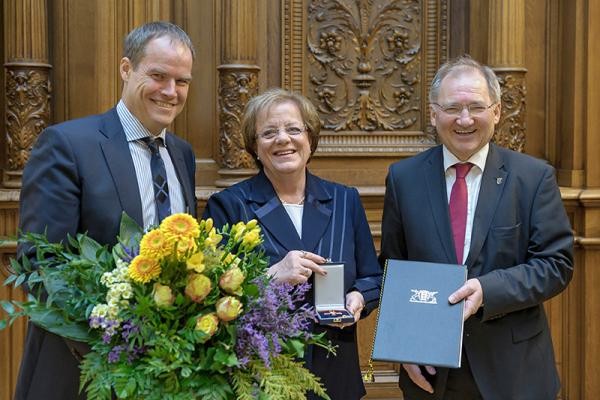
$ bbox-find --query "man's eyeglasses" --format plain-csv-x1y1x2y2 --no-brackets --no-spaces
432,102,496,116
256,125,306,141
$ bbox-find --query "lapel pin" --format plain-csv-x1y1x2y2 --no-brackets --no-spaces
496,177,503,185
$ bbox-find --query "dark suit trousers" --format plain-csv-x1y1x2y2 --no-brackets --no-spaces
403,351,482,400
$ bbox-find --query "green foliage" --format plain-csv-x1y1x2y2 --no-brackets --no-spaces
232,354,331,400
2,215,332,399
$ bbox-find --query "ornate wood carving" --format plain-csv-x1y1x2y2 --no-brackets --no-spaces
494,69,526,152
4,64,51,188
3,0,51,188
217,65,260,170
307,0,422,132
216,0,260,187
283,0,448,157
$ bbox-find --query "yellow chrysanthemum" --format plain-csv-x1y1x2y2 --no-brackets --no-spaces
139,229,168,259
128,255,161,283
186,252,206,273
160,213,200,241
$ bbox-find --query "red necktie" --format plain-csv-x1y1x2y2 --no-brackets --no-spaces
449,163,473,264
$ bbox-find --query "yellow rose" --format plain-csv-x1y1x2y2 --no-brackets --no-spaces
195,312,219,339
186,252,205,273
219,266,245,295
185,273,212,303
215,296,243,322
152,283,175,308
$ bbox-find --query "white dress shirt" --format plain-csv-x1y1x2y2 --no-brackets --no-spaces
116,101,185,230
442,144,489,264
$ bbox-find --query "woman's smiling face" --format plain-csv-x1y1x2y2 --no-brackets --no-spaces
254,101,312,181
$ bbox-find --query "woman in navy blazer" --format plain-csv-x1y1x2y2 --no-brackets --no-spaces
203,88,382,399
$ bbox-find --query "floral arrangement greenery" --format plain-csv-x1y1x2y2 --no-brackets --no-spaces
1,213,333,400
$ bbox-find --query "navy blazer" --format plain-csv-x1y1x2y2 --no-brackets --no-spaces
380,144,574,400
203,170,382,400
15,108,196,400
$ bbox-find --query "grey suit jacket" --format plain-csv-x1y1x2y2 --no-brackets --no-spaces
15,108,196,400
380,144,573,400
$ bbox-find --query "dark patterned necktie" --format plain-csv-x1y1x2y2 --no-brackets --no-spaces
141,137,171,223
449,162,473,264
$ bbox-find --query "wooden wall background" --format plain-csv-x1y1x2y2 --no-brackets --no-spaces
1,1,598,399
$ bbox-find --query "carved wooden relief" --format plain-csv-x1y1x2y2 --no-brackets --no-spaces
494,69,526,152
217,65,260,169
4,64,52,187
307,0,422,132
283,0,448,156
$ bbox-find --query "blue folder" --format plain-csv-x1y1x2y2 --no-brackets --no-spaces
372,259,467,368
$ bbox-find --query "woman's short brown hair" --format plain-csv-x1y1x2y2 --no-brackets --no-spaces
241,88,321,166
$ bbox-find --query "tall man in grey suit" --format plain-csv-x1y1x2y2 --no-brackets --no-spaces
15,21,197,399
379,55,573,400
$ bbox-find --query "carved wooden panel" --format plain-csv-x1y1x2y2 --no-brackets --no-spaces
4,65,51,178
283,0,448,157
217,65,260,170
494,69,526,152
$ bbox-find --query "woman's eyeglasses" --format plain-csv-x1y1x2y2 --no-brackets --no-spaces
256,125,306,141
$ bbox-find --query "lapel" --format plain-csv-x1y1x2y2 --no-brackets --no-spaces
465,144,508,271
165,134,195,215
99,108,144,227
424,146,456,263
301,172,333,252
249,170,333,253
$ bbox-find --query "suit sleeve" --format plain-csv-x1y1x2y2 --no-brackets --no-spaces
348,187,382,315
379,166,408,267
477,166,574,320
18,126,81,254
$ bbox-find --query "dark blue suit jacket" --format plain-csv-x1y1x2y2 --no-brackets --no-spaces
203,170,382,400
380,144,574,400
15,108,196,400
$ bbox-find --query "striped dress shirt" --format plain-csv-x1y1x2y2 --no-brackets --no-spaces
116,101,185,230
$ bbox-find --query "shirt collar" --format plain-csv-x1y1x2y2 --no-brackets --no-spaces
442,143,489,173
116,100,167,144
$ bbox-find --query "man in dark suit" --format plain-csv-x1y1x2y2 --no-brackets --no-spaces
379,55,573,400
15,21,197,399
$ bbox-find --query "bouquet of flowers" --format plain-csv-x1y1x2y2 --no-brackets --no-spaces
1,213,333,399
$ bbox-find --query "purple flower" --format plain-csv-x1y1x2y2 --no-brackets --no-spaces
108,344,126,363
121,320,140,340
235,279,317,368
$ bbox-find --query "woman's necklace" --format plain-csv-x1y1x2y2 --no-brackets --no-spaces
280,195,305,205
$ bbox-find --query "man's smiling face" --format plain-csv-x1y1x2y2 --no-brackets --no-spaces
430,67,501,161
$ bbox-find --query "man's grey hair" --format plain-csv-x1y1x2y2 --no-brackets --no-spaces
429,55,501,104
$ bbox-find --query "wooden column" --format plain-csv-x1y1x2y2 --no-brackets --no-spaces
558,1,600,399
216,0,260,187
3,0,51,188
486,0,526,152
